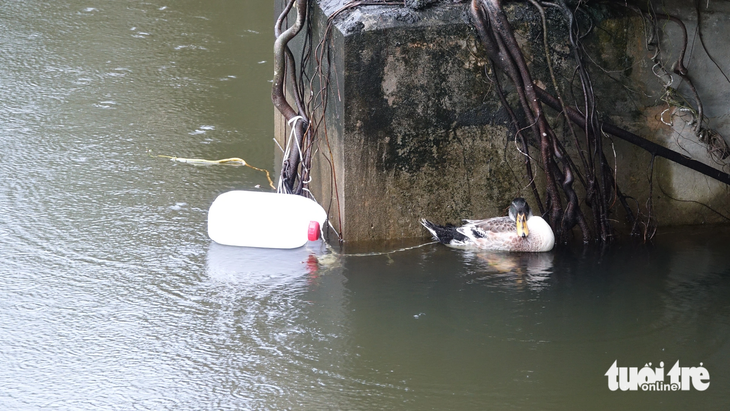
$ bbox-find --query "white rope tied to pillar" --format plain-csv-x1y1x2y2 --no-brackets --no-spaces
275,115,344,243
277,115,305,194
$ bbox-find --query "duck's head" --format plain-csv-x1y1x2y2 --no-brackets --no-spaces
508,197,533,238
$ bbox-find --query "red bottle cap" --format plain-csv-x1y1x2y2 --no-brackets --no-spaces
308,221,320,241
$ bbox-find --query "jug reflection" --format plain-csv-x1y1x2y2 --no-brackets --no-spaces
205,241,330,287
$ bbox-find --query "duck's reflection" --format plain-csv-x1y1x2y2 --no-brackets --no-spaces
461,250,554,290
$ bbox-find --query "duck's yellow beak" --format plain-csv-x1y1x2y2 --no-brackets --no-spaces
516,212,529,238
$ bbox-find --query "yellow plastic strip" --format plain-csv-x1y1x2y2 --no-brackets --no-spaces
151,152,276,189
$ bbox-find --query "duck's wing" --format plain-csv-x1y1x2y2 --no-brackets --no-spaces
464,216,515,234
458,216,515,240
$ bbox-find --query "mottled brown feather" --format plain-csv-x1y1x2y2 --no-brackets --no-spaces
465,216,516,234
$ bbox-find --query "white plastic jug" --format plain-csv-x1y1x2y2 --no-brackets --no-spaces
208,190,327,248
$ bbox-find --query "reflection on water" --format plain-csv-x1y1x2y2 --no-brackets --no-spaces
206,242,327,287
0,0,729,410
462,250,554,289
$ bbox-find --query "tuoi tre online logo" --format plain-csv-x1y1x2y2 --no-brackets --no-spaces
605,360,710,391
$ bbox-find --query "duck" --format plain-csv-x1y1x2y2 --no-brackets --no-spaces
421,198,555,252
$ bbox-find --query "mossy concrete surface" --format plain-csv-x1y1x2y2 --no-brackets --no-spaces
275,0,730,244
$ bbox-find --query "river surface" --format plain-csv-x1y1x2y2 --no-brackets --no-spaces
1,1,729,410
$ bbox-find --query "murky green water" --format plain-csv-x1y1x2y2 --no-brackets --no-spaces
1,1,729,410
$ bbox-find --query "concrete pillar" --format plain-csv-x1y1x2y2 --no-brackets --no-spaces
276,1,527,244
274,0,730,244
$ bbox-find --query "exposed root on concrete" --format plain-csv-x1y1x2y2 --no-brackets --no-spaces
273,0,310,195
641,7,730,162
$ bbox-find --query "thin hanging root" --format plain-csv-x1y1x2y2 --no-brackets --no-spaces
150,151,276,189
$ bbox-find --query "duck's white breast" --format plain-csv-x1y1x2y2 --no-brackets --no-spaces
527,216,555,252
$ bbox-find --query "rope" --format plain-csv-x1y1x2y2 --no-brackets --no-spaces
325,240,438,258
150,151,276,190
277,116,305,194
